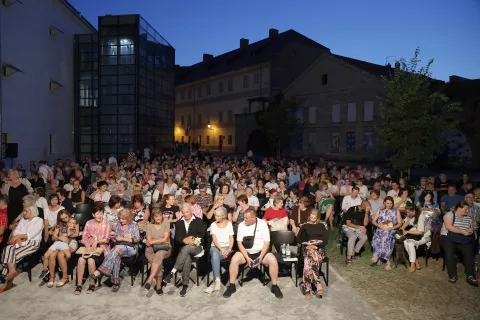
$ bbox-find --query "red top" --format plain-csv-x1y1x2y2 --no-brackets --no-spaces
263,207,287,221
0,208,7,243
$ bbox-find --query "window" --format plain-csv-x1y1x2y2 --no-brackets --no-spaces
206,84,211,96
308,107,316,124
347,132,356,152
243,75,249,88
181,91,185,100
206,135,210,144
218,111,223,123
347,103,357,122
188,89,192,99
296,108,304,122
331,104,340,122
228,79,233,92
181,115,185,125
198,113,202,124
218,81,224,93
254,73,260,84
181,136,184,143
197,87,202,98
187,115,191,125
228,110,233,123
228,135,233,145
49,134,55,154
198,135,202,145
364,101,374,121
331,132,339,151
322,74,328,85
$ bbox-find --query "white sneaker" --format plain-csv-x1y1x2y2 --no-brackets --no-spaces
204,280,221,293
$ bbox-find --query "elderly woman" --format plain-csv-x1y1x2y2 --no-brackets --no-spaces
205,206,234,294
401,204,431,272
219,184,236,210
297,209,328,298
89,208,140,292
144,207,171,295
263,196,289,231
90,181,111,204
104,196,123,227
440,201,477,286
0,206,43,293
74,205,111,295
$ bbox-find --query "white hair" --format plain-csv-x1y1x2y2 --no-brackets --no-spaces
26,205,39,218
181,202,193,212
214,206,227,219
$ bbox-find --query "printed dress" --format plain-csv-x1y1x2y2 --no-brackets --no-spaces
372,209,398,260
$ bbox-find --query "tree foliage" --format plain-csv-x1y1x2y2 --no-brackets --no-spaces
377,48,461,174
259,95,302,158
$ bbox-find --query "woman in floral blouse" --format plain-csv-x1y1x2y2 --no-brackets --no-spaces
89,208,140,292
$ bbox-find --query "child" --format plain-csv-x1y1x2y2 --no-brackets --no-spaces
141,182,152,205
39,211,79,283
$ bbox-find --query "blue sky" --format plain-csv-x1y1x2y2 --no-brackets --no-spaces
69,0,480,81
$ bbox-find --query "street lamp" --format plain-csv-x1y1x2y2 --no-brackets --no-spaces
207,121,211,129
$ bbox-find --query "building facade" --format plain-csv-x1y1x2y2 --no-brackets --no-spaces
284,53,389,161
1,0,95,166
75,14,175,161
174,29,329,152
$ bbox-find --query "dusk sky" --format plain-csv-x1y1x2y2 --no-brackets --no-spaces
70,0,480,81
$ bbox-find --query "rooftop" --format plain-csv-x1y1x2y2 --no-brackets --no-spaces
176,29,330,86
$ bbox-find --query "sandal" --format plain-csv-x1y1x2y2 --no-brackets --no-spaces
370,257,379,267
466,276,478,287
112,285,120,293
448,276,457,284
74,285,82,295
56,278,69,288
346,258,353,267
86,284,95,294
88,272,100,281
5,272,19,281
47,279,55,288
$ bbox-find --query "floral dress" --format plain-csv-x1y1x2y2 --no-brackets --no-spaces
372,208,398,260
98,222,140,285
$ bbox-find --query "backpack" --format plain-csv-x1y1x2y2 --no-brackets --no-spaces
44,166,53,181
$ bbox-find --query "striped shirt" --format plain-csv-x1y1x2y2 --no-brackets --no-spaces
440,211,472,236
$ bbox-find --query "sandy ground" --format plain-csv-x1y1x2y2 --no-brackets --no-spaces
0,263,382,320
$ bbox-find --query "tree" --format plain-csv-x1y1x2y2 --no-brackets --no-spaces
259,95,303,159
377,48,461,177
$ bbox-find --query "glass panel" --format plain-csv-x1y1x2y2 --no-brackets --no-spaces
101,95,117,105
101,65,118,74
119,38,135,45
118,124,135,134
119,115,135,123
99,105,117,114
118,65,135,74
119,75,135,84
78,34,92,43
118,85,135,94
100,76,117,85
101,38,118,46
100,126,117,134
100,135,117,143
119,55,135,64
101,85,117,95
118,105,135,114
101,46,117,56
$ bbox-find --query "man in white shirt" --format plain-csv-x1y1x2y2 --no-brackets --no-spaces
108,155,118,166
356,179,369,200
38,161,52,184
223,209,283,299
387,182,400,198
143,147,151,161
246,187,259,211
342,187,362,213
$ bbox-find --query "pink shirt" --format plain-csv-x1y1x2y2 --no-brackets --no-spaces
82,219,111,255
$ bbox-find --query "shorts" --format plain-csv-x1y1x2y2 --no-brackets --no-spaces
247,252,261,261
48,241,69,252
69,240,79,251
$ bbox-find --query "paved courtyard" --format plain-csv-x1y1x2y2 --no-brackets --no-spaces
0,264,382,320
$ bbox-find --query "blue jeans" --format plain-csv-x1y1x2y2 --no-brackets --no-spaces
210,246,229,279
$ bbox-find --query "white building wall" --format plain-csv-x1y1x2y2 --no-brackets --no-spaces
1,0,94,167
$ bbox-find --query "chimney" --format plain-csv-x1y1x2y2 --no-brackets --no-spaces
240,38,249,48
269,28,279,38
203,54,213,63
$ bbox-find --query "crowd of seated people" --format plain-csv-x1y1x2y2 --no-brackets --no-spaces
0,153,478,297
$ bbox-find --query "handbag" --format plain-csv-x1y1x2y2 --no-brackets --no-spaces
112,241,134,247
447,213,474,244
76,246,104,256
152,244,169,253
242,219,257,249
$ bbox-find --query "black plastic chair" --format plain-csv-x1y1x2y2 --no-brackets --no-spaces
18,250,42,282
74,204,94,231
265,230,299,287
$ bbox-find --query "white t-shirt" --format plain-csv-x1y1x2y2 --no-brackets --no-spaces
248,195,260,208
265,182,279,192
358,185,369,199
44,206,65,228
144,148,151,160
163,183,178,195
94,191,111,203
237,218,270,254
36,197,49,213
108,156,118,165
210,221,234,248
277,172,287,181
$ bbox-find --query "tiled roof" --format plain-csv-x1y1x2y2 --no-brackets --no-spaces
175,30,329,86
333,54,392,77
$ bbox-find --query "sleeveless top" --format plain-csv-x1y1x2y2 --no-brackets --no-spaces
71,189,83,203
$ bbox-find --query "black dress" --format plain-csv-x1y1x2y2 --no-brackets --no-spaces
8,183,28,224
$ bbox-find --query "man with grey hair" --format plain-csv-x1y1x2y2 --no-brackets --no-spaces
246,186,259,211
164,203,205,297
45,180,59,201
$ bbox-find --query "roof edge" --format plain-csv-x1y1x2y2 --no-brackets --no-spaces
60,0,97,33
